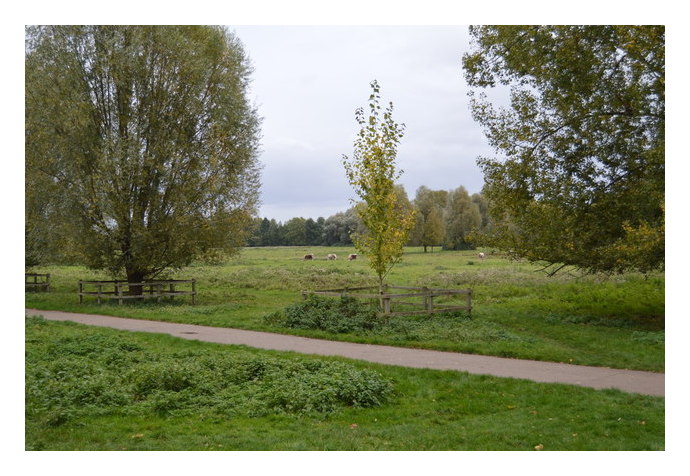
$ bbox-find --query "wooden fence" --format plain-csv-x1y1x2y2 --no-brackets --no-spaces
302,285,472,316
26,273,50,292
78,279,196,305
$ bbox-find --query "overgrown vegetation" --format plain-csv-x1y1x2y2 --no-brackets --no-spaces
26,318,664,450
26,316,393,425
264,295,381,333
264,294,475,335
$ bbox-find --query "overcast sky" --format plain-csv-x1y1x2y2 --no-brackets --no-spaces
230,26,496,222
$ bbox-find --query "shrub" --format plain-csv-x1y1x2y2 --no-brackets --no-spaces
265,294,382,333
239,359,394,416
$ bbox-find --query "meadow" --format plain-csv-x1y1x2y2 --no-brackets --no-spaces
25,246,665,372
25,317,664,451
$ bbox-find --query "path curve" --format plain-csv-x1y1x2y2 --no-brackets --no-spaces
26,308,664,397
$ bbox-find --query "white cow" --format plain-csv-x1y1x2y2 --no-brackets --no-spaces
478,252,486,260
327,253,337,260
348,254,358,261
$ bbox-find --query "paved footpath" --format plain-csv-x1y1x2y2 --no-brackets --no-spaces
26,308,664,397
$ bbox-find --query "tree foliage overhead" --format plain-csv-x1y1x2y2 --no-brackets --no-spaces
463,25,664,274
342,81,415,289
26,26,262,282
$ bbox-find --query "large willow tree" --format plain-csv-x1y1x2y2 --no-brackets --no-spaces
463,26,664,274
26,26,261,287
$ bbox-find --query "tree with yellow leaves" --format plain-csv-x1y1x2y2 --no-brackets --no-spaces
342,81,415,292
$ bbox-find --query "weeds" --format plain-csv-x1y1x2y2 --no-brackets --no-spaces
25,318,393,424
264,295,381,333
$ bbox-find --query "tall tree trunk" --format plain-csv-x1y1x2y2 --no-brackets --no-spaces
126,269,146,296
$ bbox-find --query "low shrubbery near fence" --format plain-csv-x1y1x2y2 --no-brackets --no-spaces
302,285,472,316
265,295,381,333
265,292,473,334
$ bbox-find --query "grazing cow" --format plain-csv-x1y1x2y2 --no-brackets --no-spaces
478,252,486,260
348,254,358,261
303,254,314,260
327,253,337,260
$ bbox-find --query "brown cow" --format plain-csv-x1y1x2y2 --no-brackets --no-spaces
348,254,358,261
303,254,314,260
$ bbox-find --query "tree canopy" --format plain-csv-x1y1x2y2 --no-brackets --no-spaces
25,26,262,283
463,25,664,274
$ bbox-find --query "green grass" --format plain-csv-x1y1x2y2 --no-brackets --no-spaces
25,318,664,451
25,246,665,371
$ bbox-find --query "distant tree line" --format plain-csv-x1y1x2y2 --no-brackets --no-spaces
246,210,361,247
247,184,490,251
408,185,489,251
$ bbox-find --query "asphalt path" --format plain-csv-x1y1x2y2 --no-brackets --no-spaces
25,308,665,397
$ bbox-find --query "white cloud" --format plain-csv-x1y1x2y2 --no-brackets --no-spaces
233,25,494,221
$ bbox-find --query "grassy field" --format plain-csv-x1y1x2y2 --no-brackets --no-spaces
25,317,664,451
25,247,665,371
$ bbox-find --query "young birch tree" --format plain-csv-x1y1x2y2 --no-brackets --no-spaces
342,81,415,292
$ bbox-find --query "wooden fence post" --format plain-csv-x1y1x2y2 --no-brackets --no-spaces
79,281,83,304
117,283,124,306
423,287,432,311
192,279,196,305
382,296,391,315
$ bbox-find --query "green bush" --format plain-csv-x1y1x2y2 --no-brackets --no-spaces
265,294,382,333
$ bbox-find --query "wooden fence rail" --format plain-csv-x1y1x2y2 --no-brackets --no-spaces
302,285,472,316
78,279,196,305
26,273,50,292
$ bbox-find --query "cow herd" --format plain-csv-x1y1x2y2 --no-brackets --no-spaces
303,253,357,261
